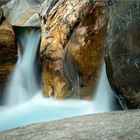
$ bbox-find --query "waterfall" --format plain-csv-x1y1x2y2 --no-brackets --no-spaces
3,27,41,106
0,27,122,131
0,62,122,131
92,62,121,112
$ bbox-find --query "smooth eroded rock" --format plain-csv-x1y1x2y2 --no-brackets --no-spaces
40,0,107,99
105,0,140,109
0,110,140,140
1,0,44,26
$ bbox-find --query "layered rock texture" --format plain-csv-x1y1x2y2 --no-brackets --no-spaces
105,0,140,109
1,0,44,26
0,8,17,96
40,0,107,99
0,110,140,140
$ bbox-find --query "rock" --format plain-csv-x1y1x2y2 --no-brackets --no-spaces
1,0,44,26
0,8,17,98
40,0,107,99
0,7,3,23
0,0,9,6
0,110,140,140
105,0,140,109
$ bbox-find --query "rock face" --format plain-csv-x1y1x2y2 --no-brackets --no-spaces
0,8,17,97
0,110,140,140
40,0,107,99
1,0,44,26
105,0,140,109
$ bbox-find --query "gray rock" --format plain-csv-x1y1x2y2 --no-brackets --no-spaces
105,0,140,109
0,110,140,140
0,7,3,23
1,0,44,26
0,0,10,6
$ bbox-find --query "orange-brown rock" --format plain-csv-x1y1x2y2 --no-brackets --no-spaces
0,8,17,96
40,0,107,99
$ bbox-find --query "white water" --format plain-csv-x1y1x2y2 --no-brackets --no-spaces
92,63,120,113
0,28,121,131
0,63,121,131
3,29,41,105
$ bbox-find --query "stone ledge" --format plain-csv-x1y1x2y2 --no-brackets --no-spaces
0,110,140,140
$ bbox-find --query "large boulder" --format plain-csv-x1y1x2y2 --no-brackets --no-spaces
40,0,107,99
1,0,44,26
105,0,140,109
0,8,17,98
0,110,140,140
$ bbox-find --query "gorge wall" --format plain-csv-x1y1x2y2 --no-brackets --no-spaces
105,0,140,109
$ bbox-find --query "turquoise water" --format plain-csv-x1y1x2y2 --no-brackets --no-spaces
0,63,122,132
0,93,95,131
0,70,122,132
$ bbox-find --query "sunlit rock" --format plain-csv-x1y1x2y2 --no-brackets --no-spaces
0,8,17,96
40,0,107,99
1,0,44,26
105,0,140,109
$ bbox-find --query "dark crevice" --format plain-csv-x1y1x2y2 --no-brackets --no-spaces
42,0,59,23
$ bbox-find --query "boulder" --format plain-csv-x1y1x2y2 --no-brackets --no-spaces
0,110,140,140
1,0,44,26
105,0,140,109
40,0,107,99
0,7,17,98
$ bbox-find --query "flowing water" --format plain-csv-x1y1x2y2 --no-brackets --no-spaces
0,27,122,131
3,27,41,105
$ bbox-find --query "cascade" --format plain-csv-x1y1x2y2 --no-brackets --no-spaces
92,63,121,113
0,27,121,131
3,27,41,106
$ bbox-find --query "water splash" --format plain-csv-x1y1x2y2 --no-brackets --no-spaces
3,27,41,106
0,92,94,131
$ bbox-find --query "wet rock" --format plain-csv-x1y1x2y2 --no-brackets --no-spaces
40,0,107,99
1,0,44,26
0,8,17,97
105,0,140,109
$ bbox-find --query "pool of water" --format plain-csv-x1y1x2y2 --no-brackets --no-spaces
0,92,122,132
0,63,122,132
0,93,96,131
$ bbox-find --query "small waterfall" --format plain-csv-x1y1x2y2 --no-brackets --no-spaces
92,62,122,112
3,27,41,106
